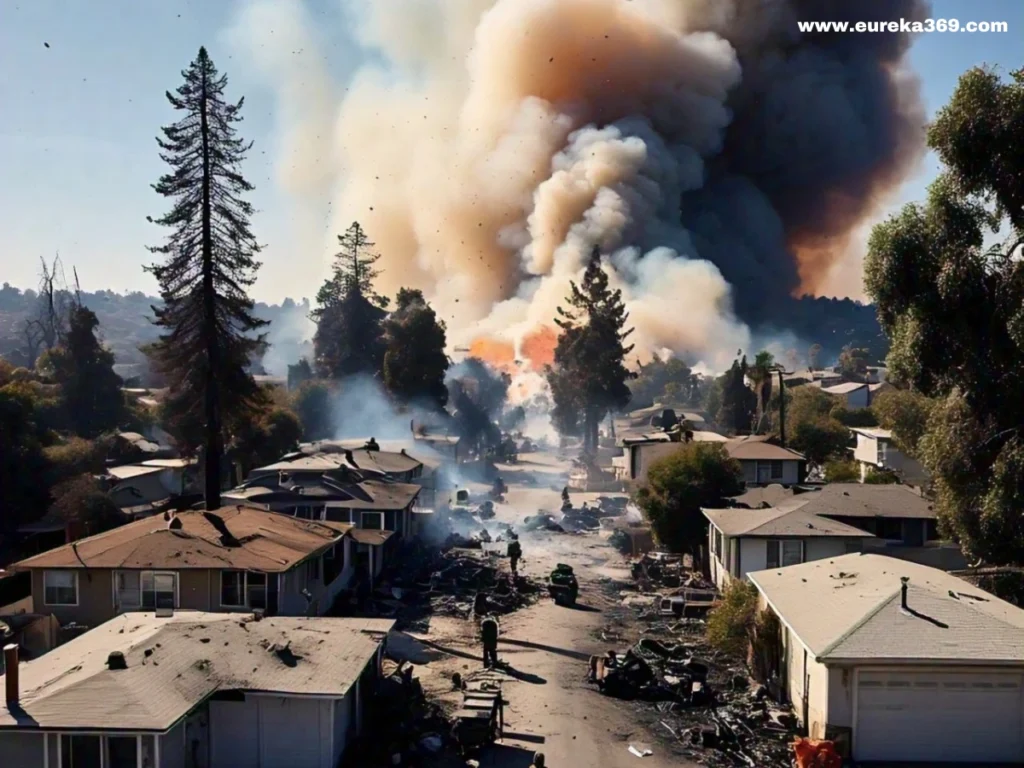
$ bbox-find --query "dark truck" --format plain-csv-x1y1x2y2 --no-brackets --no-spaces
548,563,579,607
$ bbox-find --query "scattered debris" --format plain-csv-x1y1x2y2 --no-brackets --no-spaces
628,744,654,758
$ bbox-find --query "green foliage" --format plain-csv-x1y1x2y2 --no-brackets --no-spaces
748,351,775,434
231,405,303,473
783,386,851,469
634,442,744,555
44,436,112,487
382,289,449,409
717,357,756,434
706,580,758,656
548,247,634,453
49,474,123,538
863,467,900,485
0,384,52,532
871,388,934,458
863,66,1024,564
48,305,127,437
312,222,388,380
290,380,335,441
630,357,703,408
830,405,878,428
824,459,860,483
146,47,267,509
837,345,870,382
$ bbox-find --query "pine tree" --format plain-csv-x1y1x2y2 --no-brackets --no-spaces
382,288,449,409
145,47,267,510
312,222,389,379
49,305,126,437
548,247,634,454
717,357,757,434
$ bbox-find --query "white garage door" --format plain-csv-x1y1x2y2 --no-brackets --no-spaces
856,671,1023,763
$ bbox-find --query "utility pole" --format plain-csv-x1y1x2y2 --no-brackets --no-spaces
772,366,788,448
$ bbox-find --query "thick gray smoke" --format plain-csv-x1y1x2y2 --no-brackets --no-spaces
231,0,926,371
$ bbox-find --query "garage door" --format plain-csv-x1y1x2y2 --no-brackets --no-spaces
856,671,1023,763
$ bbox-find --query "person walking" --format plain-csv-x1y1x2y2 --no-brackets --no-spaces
507,535,523,574
481,614,499,669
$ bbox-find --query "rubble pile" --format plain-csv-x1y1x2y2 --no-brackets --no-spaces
589,561,800,768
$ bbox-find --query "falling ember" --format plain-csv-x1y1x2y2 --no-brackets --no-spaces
520,325,558,371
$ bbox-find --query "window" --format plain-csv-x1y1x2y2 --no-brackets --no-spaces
221,570,268,609
361,511,383,530
60,735,101,768
141,571,177,610
115,571,142,611
770,460,783,479
44,570,78,605
107,735,138,768
766,540,803,569
221,571,245,607
306,556,321,583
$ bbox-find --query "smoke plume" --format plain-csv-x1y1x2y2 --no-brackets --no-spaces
236,0,926,370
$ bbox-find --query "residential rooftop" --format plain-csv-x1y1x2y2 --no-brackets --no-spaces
703,503,875,538
850,427,894,440
13,506,351,572
821,382,868,395
105,464,165,481
794,483,933,519
749,553,1024,664
0,612,395,731
226,474,420,512
724,435,806,462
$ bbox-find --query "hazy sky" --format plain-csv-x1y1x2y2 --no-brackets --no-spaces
1,0,1021,303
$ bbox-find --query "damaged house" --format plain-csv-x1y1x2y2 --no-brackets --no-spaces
749,554,1024,764
0,611,394,768
10,507,355,632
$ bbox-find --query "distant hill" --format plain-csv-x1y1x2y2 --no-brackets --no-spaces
0,284,314,376
0,284,886,375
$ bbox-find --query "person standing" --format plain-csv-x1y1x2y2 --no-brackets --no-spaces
481,614,499,669
507,535,523,574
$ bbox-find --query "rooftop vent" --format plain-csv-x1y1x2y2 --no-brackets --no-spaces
168,515,183,530
107,651,128,670
900,576,910,610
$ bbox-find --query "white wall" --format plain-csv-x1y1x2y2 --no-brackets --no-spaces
782,625,830,738
209,695,337,768
805,538,853,561
332,691,354,765
740,538,768,578
828,666,854,728
210,697,259,768
852,434,879,465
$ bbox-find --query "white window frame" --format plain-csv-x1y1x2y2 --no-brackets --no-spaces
219,570,269,610
43,570,79,606
768,539,805,568
140,570,179,610
113,570,143,612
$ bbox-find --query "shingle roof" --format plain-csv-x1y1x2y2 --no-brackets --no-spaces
749,553,1024,663
349,528,395,546
13,507,351,572
797,483,934,520
226,475,420,512
703,502,875,538
107,465,165,481
0,612,394,731
821,382,868,395
724,436,805,461
729,484,800,508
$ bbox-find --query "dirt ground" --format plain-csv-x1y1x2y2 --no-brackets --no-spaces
407,450,699,768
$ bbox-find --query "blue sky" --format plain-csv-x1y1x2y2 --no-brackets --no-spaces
1,0,1021,303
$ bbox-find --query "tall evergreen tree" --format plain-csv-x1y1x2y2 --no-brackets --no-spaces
145,47,267,510
717,357,757,434
49,305,126,437
547,247,634,454
312,222,389,379
382,288,449,409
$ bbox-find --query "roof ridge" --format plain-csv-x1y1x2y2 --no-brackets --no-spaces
819,585,904,659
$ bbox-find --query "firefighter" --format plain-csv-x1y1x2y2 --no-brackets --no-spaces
481,613,500,669
507,534,523,574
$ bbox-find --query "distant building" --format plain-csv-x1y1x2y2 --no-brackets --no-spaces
723,436,806,486
820,381,870,409
850,427,929,488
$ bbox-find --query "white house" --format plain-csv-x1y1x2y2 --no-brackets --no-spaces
750,554,1024,764
703,503,874,588
820,381,870,409
613,432,729,483
850,427,929,487
0,611,394,768
724,436,806,486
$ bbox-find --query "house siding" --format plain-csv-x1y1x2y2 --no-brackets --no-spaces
161,720,187,768
32,568,113,628
709,536,858,589
738,459,801,486
805,539,851,562
0,732,43,766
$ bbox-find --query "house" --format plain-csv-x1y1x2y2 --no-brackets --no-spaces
749,554,1024,764
100,459,200,518
710,484,965,584
613,431,729,483
724,436,806,486
249,444,426,484
850,426,929,487
11,506,355,630
703,503,874,588
820,381,870,409
784,370,843,388
0,611,394,768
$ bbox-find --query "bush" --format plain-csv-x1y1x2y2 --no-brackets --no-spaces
707,580,759,655
831,405,878,428
864,467,900,484
824,459,860,483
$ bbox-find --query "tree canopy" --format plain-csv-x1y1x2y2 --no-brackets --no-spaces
382,289,449,409
864,65,1024,565
716,356,756,435
547,247,634,453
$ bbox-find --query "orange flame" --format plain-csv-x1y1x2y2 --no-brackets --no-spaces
521,325,558,371
468,337,516,370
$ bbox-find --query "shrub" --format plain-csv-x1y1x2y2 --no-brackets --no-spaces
824,459,860,483
706,579,759,656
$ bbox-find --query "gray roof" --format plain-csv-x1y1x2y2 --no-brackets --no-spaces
749,554,1024,664
724,436,805,462
703,502,875,538
0,612,394,731
798,483,934,520
822,382,868,395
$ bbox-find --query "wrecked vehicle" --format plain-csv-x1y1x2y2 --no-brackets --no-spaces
476,500,496,520
548,564,579,607
523,513,564,532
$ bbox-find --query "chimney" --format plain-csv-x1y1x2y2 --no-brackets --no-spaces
900,577,909,609
106,651,128,670
4,644,18,707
